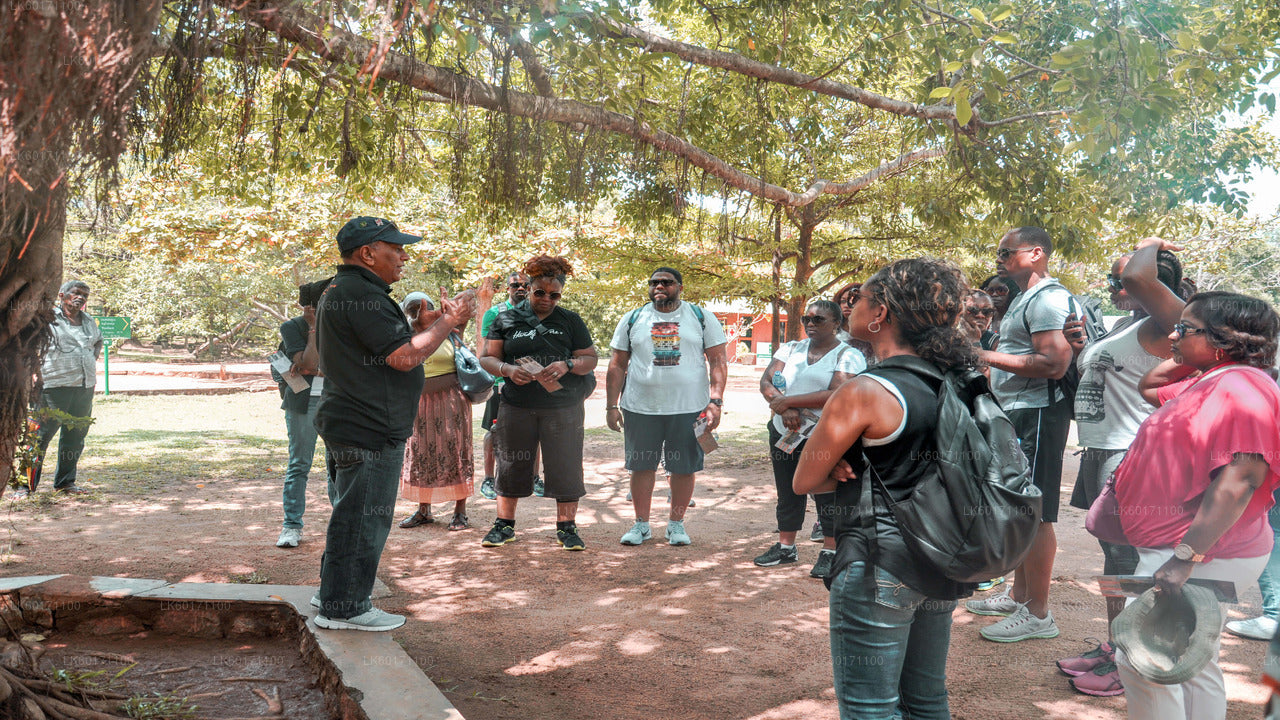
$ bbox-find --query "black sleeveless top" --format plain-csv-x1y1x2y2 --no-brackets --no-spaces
830,364,974,600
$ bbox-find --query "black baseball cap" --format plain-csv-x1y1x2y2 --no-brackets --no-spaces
336,216,422,254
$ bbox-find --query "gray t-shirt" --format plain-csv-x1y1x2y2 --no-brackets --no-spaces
989,278,1072,410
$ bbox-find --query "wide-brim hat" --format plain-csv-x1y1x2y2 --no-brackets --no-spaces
1112,584,1221,685
336,216,421,254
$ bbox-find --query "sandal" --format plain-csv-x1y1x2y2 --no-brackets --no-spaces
447,513,470,531
398,508,434,528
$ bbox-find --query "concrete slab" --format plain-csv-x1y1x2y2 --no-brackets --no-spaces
310,623,463,720
0,574,65,592
89,577,170,598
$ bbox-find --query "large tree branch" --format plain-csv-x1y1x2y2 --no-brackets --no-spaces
216,0,941,207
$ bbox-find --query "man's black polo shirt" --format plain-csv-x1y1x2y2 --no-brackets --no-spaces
314,264,424,450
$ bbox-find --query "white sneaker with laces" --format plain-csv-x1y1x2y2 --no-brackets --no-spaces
276,527,302,548
314,607,406,632
666,520,691,546
619,520,652,546
1226,616,1279,641
980,604,1059,642
964,587,1017,616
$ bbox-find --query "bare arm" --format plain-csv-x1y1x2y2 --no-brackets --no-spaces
981,328,1072,379
1122,238,1186,332
386,297,473,372
1138,358,1198,406
759,357,786,400
703,343,728,431
793,377,903,495
604,349,630,432
478,337,536,385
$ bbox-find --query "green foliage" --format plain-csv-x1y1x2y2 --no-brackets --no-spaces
119,692,198,720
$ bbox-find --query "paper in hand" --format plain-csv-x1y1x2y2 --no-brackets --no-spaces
774,409,820,453
515,356,562,392
693,413,718,453
269,351,309,393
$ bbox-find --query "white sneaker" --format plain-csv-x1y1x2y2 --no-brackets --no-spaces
980,605,1059,642
619,520,652,546
275,527,302,548
964,588,1017,616
314,607,406,632
1226,616,1279,641
665,520,691,546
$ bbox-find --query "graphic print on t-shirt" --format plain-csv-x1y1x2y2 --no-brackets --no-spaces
1075,350,1124,424
651,321,681,366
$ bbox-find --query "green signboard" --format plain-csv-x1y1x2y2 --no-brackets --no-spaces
96,316,132,340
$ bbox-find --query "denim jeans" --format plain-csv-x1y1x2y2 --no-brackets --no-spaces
282,396,322,529
33,387,94,490
317,441,405,619
829,561,956,720
1259,489,1280,618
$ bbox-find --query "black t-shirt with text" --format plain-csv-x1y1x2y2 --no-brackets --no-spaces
487,304,593,409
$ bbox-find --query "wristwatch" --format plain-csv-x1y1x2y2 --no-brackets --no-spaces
707,398,723,407
1173,542,1205,563
565,358,575,372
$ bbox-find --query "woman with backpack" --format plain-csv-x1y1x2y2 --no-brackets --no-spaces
793,258,982,720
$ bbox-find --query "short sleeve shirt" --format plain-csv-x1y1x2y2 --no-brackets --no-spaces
1114,364,1280,559
314,265,424,450
989,278,1072,410
487,305,594,409
41,308,102,389
769,340,867,434
609,302,728,415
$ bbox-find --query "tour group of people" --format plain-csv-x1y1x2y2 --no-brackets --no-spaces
32,214,1279,719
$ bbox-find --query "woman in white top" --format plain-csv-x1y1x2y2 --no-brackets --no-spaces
1055,238,1186,697
754,300,866,578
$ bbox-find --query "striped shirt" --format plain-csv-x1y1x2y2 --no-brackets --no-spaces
41,307,102,388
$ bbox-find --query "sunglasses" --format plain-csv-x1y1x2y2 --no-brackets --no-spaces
842,295,859,307
509,282,529,289
1172,322,1208,339
800,315,829,325
966,307,995,317
1106,274,1124,292
648,278,677,287
996,247,1034,262
532,289,562,300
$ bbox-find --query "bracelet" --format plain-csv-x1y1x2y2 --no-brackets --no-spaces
500,362,509,378
606,405,620,410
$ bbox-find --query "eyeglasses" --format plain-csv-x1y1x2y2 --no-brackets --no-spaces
800,315,829,325
1173,322,1208,339
996,247,1035,262
532,289,562,300
648,278,677,287
1106,274,1123,292
508,282,529,289
966,307,996,317
842,295,859,307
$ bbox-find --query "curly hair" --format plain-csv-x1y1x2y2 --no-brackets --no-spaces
523,255,573,284
1185,291,1280,369
864,258,982,372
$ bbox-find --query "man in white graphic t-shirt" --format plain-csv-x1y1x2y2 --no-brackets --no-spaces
606,267,728,547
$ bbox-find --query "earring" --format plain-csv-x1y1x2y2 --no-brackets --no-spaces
1215,348,1225,362
867,320,882,334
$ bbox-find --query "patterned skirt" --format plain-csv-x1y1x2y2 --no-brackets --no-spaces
398,375,474,503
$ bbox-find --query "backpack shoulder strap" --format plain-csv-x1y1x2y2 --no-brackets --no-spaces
624,303,651,351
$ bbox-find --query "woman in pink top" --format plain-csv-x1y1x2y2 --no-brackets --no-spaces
1111,291,1280,720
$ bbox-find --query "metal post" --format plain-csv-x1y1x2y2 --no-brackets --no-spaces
103,339,111,395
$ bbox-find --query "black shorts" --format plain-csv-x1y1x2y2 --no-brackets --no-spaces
482,389,502,430
492,403,585,501
1007,400,1072,523
622,410,704,475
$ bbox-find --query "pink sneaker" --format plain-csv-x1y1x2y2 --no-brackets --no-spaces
1069,661,1124,697
1056,640,1114,677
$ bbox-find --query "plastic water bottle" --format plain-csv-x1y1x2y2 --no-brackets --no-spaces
772,371,786,393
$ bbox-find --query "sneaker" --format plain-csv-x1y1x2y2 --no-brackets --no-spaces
810,549,836,579
1069,661,1125,697
1057,640,1115,677
557,525,586,551
976,576,1006,592
980,605,1060,643
481,522,516,547
1226,616,1280,641
964,588,1017,616
533,476,545,497
619,520,652,546
809,520,824,543
479,476,497,500
275,527,302,548
665,519,691,546
754,543,798,567
8,487,30,499
55,485,90,495
314,607,405,632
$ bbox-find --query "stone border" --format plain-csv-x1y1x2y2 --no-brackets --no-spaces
0,575,461,720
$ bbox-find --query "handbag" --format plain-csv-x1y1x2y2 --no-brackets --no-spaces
451,333,494,404
1085,472,1129,545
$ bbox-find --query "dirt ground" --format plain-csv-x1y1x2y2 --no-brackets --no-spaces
3,370,1271,720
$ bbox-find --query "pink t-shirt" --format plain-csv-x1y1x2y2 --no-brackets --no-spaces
1114,364,1280,559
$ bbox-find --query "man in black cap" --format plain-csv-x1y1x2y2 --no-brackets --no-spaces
313,216,473,631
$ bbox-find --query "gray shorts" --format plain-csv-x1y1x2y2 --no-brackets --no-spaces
622,410,704,475
493,403,585,501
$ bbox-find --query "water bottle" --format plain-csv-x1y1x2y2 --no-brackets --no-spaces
772,371,786,393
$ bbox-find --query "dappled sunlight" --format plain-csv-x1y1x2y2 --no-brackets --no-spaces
743,699,834,720
615,629,662,656
773,606,829,635
1033,698,1125,719
505,639,604,675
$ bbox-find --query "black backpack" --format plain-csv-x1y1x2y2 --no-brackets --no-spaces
860,356,1042,583
1022,283,1106,410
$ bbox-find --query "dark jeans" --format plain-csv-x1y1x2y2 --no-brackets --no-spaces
32,386,94,491
830,561,956,720
1260,489,1280,618
317,440,405,619
768,425,835,535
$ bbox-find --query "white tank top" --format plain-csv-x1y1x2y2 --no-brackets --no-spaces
1074,318,1163,449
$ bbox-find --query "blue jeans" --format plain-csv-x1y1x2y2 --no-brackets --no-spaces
1259,489,1280,619
317,441,405,619
282,396,322,529
829,561,956,720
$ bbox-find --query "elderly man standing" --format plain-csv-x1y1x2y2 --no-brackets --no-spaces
606,267,727,547
22,280,102,497
313,217,473,631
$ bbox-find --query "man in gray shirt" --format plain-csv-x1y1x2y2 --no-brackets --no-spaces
966,227,1074,643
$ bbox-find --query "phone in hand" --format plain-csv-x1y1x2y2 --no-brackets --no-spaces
1067,296,1079,318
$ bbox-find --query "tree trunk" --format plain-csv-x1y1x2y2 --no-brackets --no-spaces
784,208,818,342
0,1,162,496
